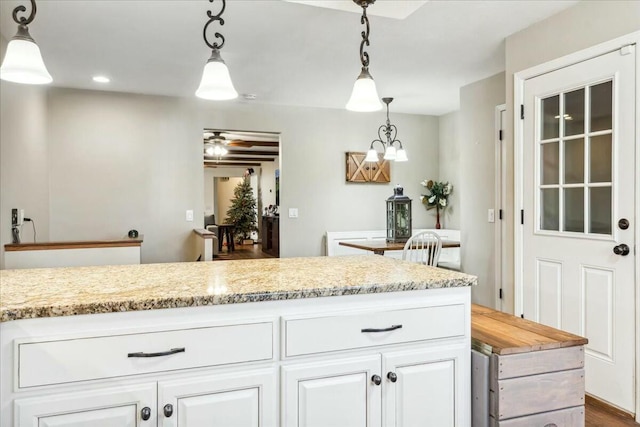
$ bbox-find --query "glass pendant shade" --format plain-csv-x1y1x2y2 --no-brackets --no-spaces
383,145,397,160
395,148,408,162
195,49,238,101
0,35,52,85
346,68,382,112
205,146,215,156
365,148,379,162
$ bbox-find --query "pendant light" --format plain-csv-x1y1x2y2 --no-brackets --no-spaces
365,98,408,162
195,0,238,100
346,0,382,112
0,0,52,85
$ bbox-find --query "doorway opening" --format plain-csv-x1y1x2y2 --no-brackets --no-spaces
203,129,280,260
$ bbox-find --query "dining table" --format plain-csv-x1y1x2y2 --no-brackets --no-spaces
339,239,460,256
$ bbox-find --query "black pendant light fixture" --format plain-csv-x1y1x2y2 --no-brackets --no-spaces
365,98,408,162
0,0,52,85
195,0,238,100
346,0,382,112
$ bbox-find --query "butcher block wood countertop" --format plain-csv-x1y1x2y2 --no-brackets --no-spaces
471,304,588,355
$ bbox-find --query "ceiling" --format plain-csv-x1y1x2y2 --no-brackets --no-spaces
203,129,279,168
0,0,579,115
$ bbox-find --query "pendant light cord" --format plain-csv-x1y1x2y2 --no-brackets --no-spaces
358,2,371,68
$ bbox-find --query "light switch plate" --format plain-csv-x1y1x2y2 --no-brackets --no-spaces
186,210,194,222
289,208,299,218
488,209,495,223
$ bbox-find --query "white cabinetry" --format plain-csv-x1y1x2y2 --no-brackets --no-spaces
158,368,277,427
1,289,470,427
282,355,381,427
15,383,156,426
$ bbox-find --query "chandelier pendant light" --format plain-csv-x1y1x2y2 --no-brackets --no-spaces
204,131,229,160
346,0,382,112
0,0,52,85
365,97,408,162
196,0,238,100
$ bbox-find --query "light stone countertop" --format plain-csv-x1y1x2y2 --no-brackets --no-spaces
0,255,476,322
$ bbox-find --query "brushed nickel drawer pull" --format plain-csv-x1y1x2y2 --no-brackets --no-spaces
128,347,185,358
361,324,402,333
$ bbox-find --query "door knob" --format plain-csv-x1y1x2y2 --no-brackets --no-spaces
387,372,397,383
163,403,174,418
371,375,382,386
140,407,151,421
613,244,630,256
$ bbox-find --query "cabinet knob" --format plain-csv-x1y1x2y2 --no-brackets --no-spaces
387,372,397,383
163,403,174,418
371,374,382,386
140,406,151,421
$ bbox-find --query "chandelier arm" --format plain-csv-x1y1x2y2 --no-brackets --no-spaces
359,7,370,68
370,138,386,150
388,124,398,143
203,0,227,50
377,124,388,142
12,0,36,26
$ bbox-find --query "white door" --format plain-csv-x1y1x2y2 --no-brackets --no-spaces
158,368,277,427
522,47,636,412
15,383,156,427
382,345,468,427
281,355,382,427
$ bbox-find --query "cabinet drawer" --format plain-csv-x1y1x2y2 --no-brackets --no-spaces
490,369,585,420
18,322,273,388
490,405,585,427
284,304,465,357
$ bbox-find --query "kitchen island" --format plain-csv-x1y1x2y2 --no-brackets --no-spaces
1,255,476,426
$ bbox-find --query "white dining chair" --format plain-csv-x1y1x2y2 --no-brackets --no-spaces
402,231,442,266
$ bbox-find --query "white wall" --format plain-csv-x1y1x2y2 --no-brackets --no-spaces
7,88,439,263
260,156,279,210
459,72,506,307
438,111,461,230
502,0,640,313
0,34,50,269
204,168,215,215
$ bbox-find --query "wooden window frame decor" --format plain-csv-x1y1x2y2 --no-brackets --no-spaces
345,152,391,183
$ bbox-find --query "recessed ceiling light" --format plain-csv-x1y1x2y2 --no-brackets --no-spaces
92,76,110,83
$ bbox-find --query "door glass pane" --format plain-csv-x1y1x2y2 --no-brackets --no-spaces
541,142,559,185
564,139,584,184
564,89,585,136
541,95,560,140
564,188,584,232
590,187,612,234
590,81,612,132
590,134,612,183
541,188,559,231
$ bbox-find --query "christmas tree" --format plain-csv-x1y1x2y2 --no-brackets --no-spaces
225,177,258,242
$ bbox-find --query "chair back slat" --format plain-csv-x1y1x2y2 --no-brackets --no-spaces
402,231,442,266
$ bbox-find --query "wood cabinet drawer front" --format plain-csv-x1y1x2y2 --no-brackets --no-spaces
490,369,585,420
492,346,584,380
18,322,273,388
490,406,585,427
284,304,465,357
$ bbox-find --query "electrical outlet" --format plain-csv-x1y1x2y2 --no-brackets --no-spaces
488,209,495,223
289,208,299,218
186,210,194,222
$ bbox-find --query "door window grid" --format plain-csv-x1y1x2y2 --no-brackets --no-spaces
537,80,613,236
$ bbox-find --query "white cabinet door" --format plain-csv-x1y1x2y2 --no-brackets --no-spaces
158,368,277,427
15,383,156,427
282,355,382,427
383,344,469,427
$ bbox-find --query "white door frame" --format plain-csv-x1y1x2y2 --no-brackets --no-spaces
495,104,506,311
514,31,640,420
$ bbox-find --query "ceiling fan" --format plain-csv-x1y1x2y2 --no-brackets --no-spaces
203,131,253,148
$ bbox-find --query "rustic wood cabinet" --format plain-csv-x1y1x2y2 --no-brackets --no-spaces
261,216,279,257
346,152,390,183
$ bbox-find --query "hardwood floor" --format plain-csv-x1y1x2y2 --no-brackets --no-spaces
586,396,639,427
215,243,275,261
